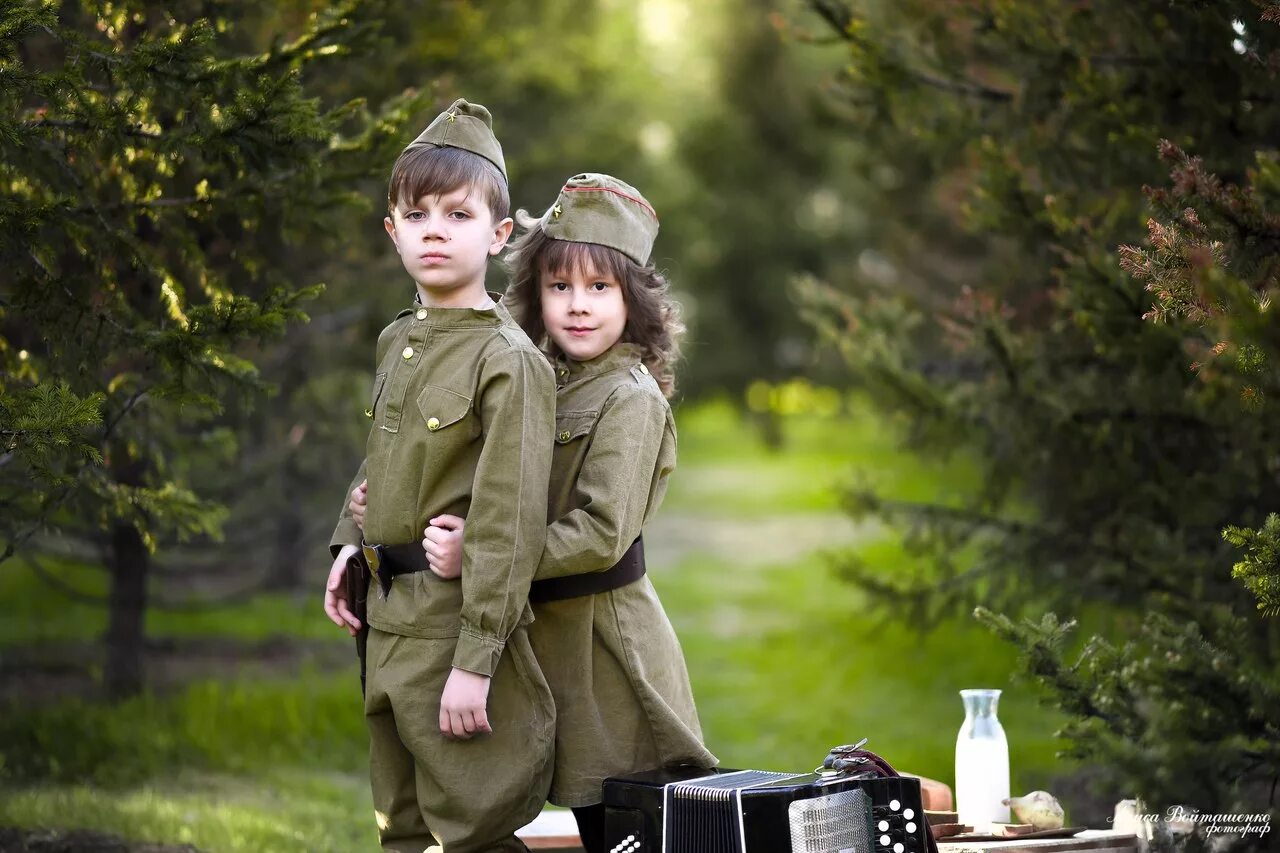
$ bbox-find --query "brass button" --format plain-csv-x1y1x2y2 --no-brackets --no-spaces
402,346,414,360
558,430,571,441
415,309,428,320
638,363,650,375
427,417,441,431
558,368,568,378
364,408,374,419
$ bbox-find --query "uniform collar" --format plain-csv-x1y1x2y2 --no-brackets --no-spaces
398,291,509,327
555,342,643,383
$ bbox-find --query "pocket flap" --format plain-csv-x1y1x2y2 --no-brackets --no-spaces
416,384,472,432
554,410,598,444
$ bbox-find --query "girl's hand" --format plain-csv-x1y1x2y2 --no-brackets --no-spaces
423,514,465,579
349,479,368,531
439,667,492,739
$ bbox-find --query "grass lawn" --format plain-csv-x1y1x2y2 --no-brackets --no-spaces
0,399,1075,851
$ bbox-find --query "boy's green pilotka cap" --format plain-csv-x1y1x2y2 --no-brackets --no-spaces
403,98,507,179
540,173,659,264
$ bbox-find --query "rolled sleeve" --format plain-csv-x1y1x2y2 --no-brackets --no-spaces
452,348,555,675
536,386,669,581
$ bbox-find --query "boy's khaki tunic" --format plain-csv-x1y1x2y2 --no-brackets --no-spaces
331,297,557,853
531,342,717,808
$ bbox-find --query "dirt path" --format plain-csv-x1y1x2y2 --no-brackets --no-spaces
643,511,878,571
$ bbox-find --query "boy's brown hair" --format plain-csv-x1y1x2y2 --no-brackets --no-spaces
387,144,510,221
504,213,684,398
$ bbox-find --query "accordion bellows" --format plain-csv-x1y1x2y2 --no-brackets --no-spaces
604,766,931,853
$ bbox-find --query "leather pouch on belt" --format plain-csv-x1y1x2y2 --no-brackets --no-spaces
346,553,370,629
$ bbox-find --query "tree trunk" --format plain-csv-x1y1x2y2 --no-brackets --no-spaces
104,520,148,700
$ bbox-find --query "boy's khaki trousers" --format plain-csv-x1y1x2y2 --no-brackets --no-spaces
365,626,554,853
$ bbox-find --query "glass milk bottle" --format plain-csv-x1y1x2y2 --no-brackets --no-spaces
955,688,1010,832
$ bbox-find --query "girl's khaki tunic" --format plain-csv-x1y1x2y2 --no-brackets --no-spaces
530,342,717,807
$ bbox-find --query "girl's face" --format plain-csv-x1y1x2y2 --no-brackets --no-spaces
540,262,628,362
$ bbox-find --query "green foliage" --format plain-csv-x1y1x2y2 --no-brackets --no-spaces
797,0,1280,836
976,607,1280,817
0,0,404,544
1225,514,1280,617
0,382,104,481
0,0,436,693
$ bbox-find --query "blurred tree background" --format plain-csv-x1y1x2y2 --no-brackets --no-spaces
1,0,1277,850
795,0,1279,844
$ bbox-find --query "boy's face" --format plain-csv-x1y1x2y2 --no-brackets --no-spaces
384,187,513,304
540,262,628,362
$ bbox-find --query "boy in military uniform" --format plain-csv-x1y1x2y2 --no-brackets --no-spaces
322,99,556,853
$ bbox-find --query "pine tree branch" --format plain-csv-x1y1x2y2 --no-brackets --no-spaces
860,494,1180,595
809,0,1015,102
25,118,162,140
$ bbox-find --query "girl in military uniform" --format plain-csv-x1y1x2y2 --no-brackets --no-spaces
349,173,716,853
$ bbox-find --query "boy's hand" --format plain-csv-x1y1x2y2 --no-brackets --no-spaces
349,479,368,531
323,544,363,636
423,514,465,579
439,667,492,739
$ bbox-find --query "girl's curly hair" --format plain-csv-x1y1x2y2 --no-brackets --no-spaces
503,211,685,398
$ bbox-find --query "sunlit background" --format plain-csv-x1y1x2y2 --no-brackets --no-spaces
3,0,1278,850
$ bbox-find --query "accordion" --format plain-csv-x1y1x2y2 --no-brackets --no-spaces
602,765,931,853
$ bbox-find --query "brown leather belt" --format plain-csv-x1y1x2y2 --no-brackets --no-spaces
360,535,646,602
528,536,645,603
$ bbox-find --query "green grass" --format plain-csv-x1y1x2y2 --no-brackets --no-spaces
666,398,980,515
0,671,367,786
0,770,373,853
1,400,1075,849
0,559,343,649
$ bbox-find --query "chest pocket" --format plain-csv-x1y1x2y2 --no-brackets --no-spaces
416,384,477,438
554,410,598,445
367,372,387,420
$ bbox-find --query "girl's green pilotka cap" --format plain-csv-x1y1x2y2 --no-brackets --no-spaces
539,173,659,264
403,98,507,179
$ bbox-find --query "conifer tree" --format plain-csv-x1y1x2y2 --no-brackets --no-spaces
797,0,1279,840
0,0,427,697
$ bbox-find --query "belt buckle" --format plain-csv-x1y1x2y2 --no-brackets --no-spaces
362,542,393,598
361,542,383,577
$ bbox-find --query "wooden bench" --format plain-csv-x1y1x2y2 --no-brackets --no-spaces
516,814,1138,853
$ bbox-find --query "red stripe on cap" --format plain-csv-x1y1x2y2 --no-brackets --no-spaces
562,186,658,221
